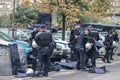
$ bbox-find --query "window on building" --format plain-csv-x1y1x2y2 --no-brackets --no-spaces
0,4,3,12
6,4,12,11
116,0,120,6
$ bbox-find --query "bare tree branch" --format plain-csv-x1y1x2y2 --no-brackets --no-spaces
72,0,79,4
64,0,68,4
57,0,60,5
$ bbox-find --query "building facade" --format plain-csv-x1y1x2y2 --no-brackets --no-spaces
113,0,120,15
0,0,19,15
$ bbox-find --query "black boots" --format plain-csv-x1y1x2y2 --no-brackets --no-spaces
102,58,111,63
43,73,48,77
102,58,105,63
110,55,114,60
107,60,111,63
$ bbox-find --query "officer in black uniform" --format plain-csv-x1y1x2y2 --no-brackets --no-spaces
83,28,99,67
102,33,113,63
70,23,86,70
29,25,40,73
110,29,119,59
102,29,118,63
35,24,53,77
69,23,78,61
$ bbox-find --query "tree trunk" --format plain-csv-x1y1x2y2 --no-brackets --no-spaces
62,13,66,40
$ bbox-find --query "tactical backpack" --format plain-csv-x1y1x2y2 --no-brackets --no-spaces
35,32,52,47
88,66,107,74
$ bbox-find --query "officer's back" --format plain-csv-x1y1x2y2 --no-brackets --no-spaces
35,24,52,47
34,24,53,77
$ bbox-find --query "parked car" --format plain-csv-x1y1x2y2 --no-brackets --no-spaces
51,39,71,61
0,28,71,61
0,28,31,42
52,31,70,41
0,30,31,64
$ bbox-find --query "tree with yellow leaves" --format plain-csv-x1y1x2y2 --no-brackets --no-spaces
20,0,112,40
38,0,88,40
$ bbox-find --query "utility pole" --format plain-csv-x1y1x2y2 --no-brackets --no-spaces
12,0,16,39
50,0,52,24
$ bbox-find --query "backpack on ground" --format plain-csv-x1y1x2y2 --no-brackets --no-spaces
51,63,62,71
88,66,107,74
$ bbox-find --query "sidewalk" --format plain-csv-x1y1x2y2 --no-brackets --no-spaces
0,55,120,80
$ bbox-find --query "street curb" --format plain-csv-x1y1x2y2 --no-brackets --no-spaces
12,77,32,80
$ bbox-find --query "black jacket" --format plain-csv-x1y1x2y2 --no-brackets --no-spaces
104,35,113,49
29,30,39,47
83,33,99,59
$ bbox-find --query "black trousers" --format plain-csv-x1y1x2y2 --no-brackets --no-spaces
110,47,114,59
76,49,86,69
85,48,97,68
85,54,96,67
36,47,51,75
32,59,37,71
70,45,77,61
32,48,38,71
103,48,111,62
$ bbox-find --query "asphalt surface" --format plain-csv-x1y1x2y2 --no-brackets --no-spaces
1,55,120,80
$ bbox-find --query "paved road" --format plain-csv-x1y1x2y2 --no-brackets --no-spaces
24,60,120,80
1,55,120,80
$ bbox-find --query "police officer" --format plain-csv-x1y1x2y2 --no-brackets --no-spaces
71,23,86,70
110,29,119,60
69,23,78,61
83,28,99,67
102,33,113,63
35,24,53,77
29,25,40,73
